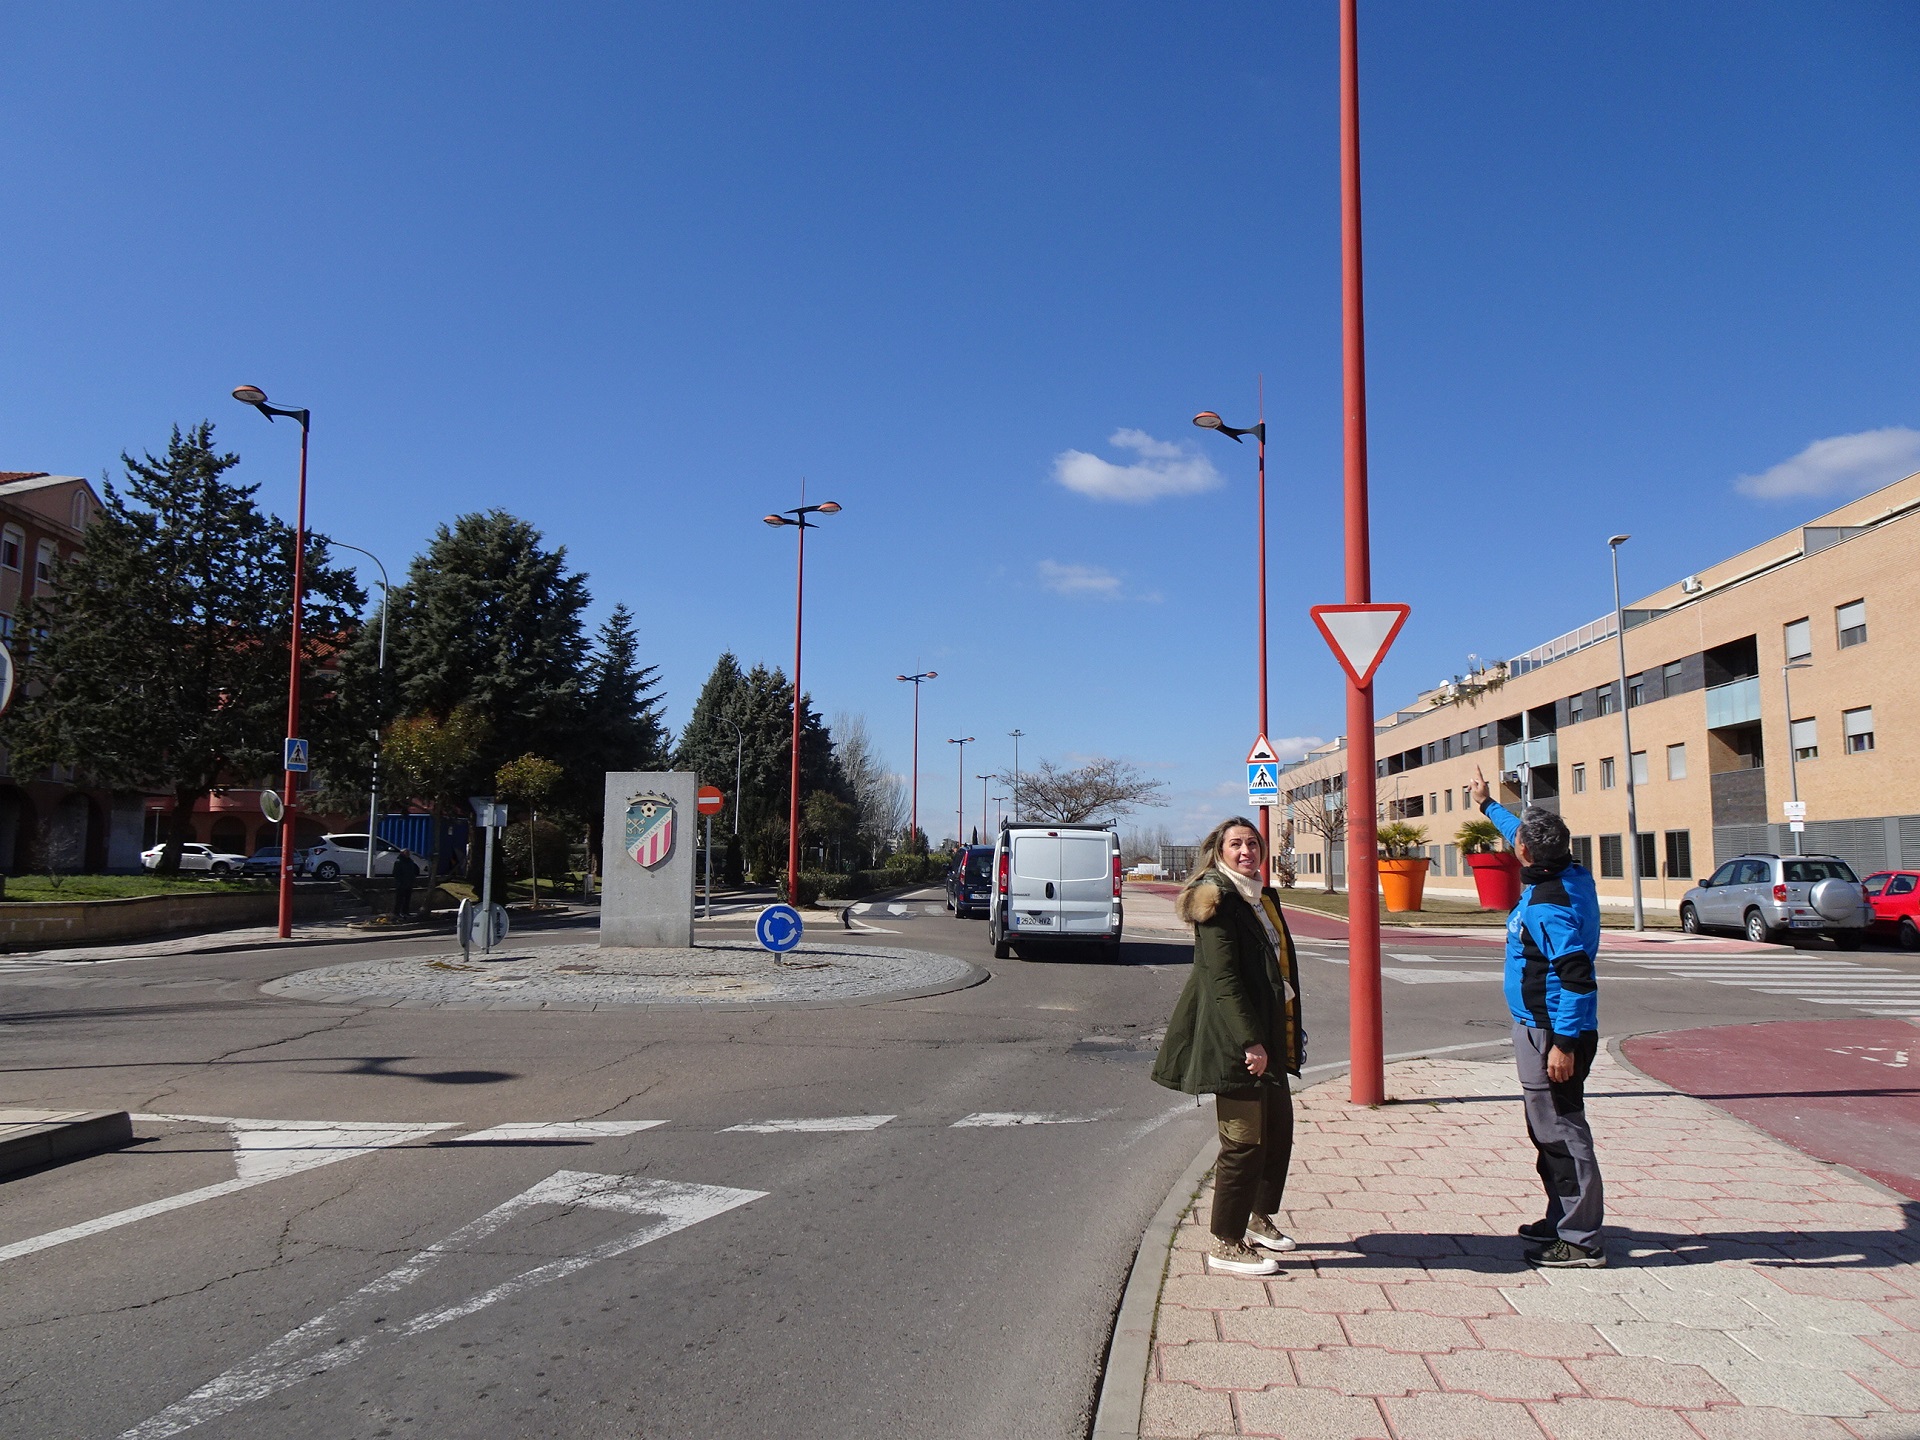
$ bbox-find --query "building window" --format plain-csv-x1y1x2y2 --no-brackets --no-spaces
1598,686,1617,716
1570,836,1593,871
1569,693,1584,723
1572,763,1587,794
1444,843,1458,877
1844,706,1876,754
1662,661,1683,694
1837,600,1867,649
1628,677,1645,707
0,528,20,571
1631,751,1649,786
1666,743,1687,781
1600,757,1616,790
1785,617,1812,661
34,540,55,585
1599,834,1624,878
1444,789,1453,812
1791,717,1818,760
1461,786,1473,810
71,492,88,528
1637,832,1658,881
1664,830,1692,881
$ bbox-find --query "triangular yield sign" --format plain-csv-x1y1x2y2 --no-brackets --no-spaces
1309,604,1411,690
1246,735,1278,764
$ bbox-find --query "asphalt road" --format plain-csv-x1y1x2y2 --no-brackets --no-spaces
6,887,1920,1439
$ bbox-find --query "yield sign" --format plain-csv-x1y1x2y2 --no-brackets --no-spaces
1310,603,1411,690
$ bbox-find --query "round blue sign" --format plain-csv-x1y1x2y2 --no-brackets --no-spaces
756,903,804,954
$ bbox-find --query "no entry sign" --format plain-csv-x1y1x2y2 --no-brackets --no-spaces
696,785,725,816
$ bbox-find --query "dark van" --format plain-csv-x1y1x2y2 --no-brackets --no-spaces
946,844,996,918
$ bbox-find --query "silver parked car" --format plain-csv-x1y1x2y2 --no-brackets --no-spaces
989,823,1123,961
1680,853,1872,947
139,842,249,875
301,833,419,881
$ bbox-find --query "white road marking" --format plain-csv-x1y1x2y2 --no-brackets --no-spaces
952,1112,1099,1127
721,1115,895,1133
449,1121,669,1144
1604,953,1920,1014
1,1118,452,1266
842,918,901,933
1382,967,1504,985
119,1169,765,1439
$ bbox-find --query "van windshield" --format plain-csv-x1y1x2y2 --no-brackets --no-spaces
1783,860,1858,883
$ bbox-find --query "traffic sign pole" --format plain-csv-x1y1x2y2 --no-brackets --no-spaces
696,786,726,921
1340,0,1384,1107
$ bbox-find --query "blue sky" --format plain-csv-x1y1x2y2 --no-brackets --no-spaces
3,2,1916,841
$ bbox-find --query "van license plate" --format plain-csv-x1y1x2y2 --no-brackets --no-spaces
1790,918,1824,928
1021,914,1050,926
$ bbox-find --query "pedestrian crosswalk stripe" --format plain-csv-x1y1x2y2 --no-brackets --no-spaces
952,1112,1099,1127
451,1121,669,1144
721,1115,895,1133
1606,951,1920,1015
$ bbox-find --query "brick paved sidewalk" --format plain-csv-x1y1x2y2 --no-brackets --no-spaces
1141,1052,1920,1440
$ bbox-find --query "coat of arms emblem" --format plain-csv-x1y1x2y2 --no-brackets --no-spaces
625,791,676,869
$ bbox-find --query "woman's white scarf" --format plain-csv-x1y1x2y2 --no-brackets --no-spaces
1214,862,1296,1001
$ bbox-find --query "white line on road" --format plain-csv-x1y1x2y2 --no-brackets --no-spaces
1382,967,1505,985
449,1121,669,1144
951,1112,1101,1127
120,1169,766,1439
721,1115,895,1133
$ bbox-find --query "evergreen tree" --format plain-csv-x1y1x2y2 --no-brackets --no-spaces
581,603,667,778
2,423,363,871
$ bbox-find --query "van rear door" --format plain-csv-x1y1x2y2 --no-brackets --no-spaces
1056,833,1114,935
1008,833,1062,937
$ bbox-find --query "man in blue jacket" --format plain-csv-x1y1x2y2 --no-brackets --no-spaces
1471,767,1605,1268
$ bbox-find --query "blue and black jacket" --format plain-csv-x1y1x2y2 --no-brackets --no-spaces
1484,800,1600,1046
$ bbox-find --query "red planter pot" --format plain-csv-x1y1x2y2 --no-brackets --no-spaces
1466,851,1522,910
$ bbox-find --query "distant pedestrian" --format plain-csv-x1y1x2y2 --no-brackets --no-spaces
390,848,420,920
1470,766,1607,1268
1152,816,1306,1277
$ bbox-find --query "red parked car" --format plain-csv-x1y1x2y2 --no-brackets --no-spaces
1863,870,1920,949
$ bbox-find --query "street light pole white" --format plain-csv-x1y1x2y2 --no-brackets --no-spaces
720,715,744,836
948,737,974,845
331,542,390,879
1007,728,1024,820
975,774,991,843
1783,661,1813,856
1608,535,1645,931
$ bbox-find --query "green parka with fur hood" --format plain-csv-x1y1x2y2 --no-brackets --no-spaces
1151,870,1305,1094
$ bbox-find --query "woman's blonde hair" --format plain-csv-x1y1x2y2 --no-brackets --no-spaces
1176,815,1264,919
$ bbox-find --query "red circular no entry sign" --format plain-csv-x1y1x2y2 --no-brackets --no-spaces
696,785,725,815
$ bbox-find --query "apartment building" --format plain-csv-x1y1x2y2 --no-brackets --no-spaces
1277,471,1920,911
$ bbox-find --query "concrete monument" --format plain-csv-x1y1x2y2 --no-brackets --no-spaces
600,771,696,947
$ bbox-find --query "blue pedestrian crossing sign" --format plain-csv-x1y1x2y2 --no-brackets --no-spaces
1246,735,1279,806
284,737,310,773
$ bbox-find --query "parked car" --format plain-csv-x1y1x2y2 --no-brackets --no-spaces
944,844,995,918
1863,870,1920,950
1679,853,1872,947
139,842,249,876
301,833,419,881
240,845,309,878
988,824,1123,961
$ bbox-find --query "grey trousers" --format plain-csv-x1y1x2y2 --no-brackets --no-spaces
1513,1023,1604,1250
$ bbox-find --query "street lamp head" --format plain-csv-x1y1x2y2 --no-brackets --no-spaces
926,670,937,679
763,514,789,527
1608,533,1631,548
815,500,842,514
1193,412,1224,430
232,384,269,407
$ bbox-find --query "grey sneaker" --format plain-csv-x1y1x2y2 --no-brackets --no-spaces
1245,1213,1297,1253
1525,1239,1606,1269
1207,1236,1279,1276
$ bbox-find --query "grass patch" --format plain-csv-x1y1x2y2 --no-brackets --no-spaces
1,874,273,902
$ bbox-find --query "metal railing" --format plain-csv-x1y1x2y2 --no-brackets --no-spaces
1705,676,1761,729
1506,615,1618,677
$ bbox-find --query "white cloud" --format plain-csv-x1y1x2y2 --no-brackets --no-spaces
1267,736,1323,765
1037,559,1122,599
1053,428,1222,503
1734,427,1920,502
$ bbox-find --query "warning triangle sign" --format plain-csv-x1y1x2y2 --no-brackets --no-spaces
1246,734,1278,764
1309,604,1411,690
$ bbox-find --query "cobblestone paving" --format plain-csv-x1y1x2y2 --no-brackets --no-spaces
1143,1054,1920,1439
262,938,978,1009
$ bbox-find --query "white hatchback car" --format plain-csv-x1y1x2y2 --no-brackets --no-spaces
301,833,420,881
139,842,249,876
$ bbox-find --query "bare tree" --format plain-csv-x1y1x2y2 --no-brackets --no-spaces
992,756,1168,825
834,711,908,854
1290,783,1348,893
1121,821,1179,864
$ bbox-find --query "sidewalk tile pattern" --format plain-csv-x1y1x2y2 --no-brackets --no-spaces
1142,1055,1920,1440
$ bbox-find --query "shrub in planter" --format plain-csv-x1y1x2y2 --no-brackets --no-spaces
1456,818,1520,909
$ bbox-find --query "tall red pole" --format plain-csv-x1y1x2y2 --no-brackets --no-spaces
787,518,807,898
1256,384,1272,878
909,684,920,848
1340,0,1384,1106
278,418,310,940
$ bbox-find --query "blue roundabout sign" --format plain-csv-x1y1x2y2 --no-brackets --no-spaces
755,903,804,954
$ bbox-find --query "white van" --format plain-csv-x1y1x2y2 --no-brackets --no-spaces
989,824,1123,961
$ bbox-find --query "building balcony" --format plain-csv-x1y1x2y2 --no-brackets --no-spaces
1501,735,1557,771
1706,676,1761,729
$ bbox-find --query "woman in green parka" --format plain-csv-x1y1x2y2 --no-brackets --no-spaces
1151,816,1306,1276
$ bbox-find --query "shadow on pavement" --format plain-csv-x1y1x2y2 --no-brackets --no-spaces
341,1055,518,1086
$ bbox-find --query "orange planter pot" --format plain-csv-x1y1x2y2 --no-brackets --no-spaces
1378,857,1431,913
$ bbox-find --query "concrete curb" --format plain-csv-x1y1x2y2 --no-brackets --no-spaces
1090,1127,1217,1440
0,1109,134,1180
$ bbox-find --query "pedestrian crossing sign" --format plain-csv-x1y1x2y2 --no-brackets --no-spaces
1246,735,1279,805
284,737,309,773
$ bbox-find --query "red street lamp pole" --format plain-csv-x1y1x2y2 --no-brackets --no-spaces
896,670,937,850
1339,0,1385,1107
1195,393,1272,872
233,385,311,940
948,736,974,844
764,498,842,900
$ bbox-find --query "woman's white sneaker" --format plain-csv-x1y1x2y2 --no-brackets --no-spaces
1245,1214,1297,1253
1206,1237,1279,1276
